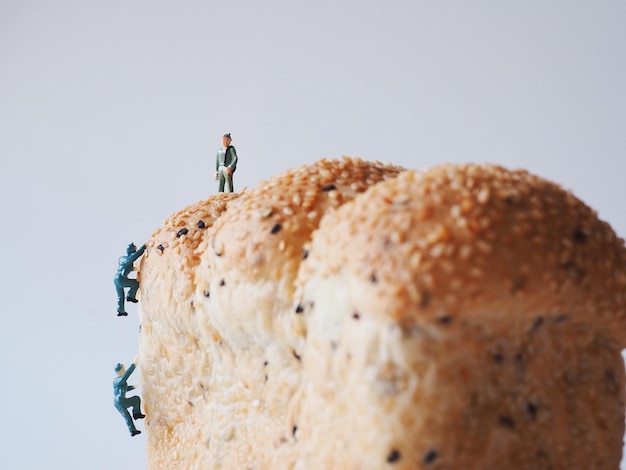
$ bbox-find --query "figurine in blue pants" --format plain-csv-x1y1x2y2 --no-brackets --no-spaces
114,243,146,316
113,358,145,437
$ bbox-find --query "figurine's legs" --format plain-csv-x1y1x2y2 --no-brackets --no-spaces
127,395,145,419
126,279,140,301
218,172,226,192
117,407,137,434
226,174,234,193
115,284,126,314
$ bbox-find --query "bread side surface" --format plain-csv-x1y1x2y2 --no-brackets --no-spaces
138,192,241,469
294,164,626,469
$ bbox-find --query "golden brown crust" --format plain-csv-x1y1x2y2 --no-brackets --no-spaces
293,163,626,468
138,158,404,468
298,163,626,341
196,157,404,347
207,157,405,288
138,161,626,469
141,191,240,278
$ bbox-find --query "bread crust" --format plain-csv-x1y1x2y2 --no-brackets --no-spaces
138,161,626,469
139,158,403,468
295,164,626,469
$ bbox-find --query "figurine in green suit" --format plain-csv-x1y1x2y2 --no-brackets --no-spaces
113,357,145,437
214,133,238,192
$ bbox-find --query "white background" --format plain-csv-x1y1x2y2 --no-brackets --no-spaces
1,1,625,468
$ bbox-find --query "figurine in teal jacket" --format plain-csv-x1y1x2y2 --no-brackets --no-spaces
114,243,146,316
113,358,145,437
214,133,238,192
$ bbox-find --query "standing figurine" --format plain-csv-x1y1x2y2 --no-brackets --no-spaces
214,133,238,192
114,243,146,316
113,357,145,437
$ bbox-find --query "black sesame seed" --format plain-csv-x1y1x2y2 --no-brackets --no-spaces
423,449,438,464
386,449,401,463
188,401,194,407
605,370,619,394
561,260,587,281
572,229,588,244
437,315,453,324
197,220,206,229
382,236,393,250
511,277,525,293
515,353,525,374
263,361,268,366
498,415,515,428
203,290,210,298
493,353,505,364
330,341,338,350
270,223,282,234
352,312,360,320
531,316,544,332
526,402,537,418
292,426,298,437
322,184,337,192
219,279,225,286
157,244,164,252
370,273,378,283
295,304,304,314
176,227,189,238
292,350,301,361
302,249,309,260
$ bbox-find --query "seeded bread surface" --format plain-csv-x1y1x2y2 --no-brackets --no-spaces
138,160,626,469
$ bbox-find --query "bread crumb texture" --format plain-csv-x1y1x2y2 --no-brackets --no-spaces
138,160,626,470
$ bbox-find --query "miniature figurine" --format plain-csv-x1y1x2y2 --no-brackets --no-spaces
214,133,238,192
113,357,145,437
114,243,146,316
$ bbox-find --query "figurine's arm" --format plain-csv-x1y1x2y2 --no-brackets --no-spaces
128,356,141,390
128,244,146,263
227,147,238,171
120,362,136,381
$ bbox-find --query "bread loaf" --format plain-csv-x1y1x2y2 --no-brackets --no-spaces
138,159,626,469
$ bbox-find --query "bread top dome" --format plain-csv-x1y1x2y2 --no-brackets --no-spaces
204,157,404,298
297,163,626,346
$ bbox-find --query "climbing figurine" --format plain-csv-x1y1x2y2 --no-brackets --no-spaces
214,133,238,192
114,242,146,316
113,356,145,437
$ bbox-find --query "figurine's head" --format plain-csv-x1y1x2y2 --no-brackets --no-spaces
115,363,126,375
126,243,137,255
222,133,232,147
